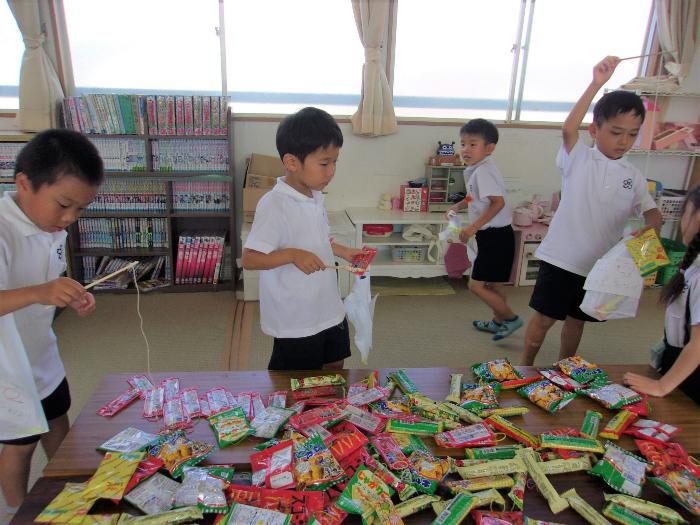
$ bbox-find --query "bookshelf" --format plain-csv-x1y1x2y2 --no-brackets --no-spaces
0,133,33,196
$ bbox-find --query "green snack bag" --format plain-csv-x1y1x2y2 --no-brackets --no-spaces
208,406,254,447
590,441,647,497
649,469,700,518
396,494,442,518
603,493,688,524
400,466,440,495
539,433,605,454
465,445,521,460
580,409,603,438
603,502,663,525
517,380,576,412
222,502,291,524
430,493,475,525
390,369,420,394
336,465,402,524
472,358,523,382
460,383,501,411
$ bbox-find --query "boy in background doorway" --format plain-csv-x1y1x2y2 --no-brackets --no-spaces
447,118,522,341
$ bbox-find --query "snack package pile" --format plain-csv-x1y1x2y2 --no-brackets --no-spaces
43,364,697,524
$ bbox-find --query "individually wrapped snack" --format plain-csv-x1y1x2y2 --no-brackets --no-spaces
160,377,179,402
293,434,346,490
603,492,689,524
97,388,140,417
308,503,348,525
399,466,439,495
446,475,514,492
508,471,526,511
554,355,607,384
347,382,368,398
172,467,228,514
226,484,325,525
128,374,154,398
599,410,638,440
143,386,164,420
590,441,647,497
522,519,565,525
98,427,159,453
347,386,390,407
444,401,484,424
149,430,213,479
649,469,700,517
603,502,662,525
636,440,700,478
34,482,96,524
386,418,443,435
83,450,145,500
301,423,332,440
432,493,475,524
538,456,592,475
291,385,345,401
626,228,670,276
365,454,416,500
180,389,202,419
391,432,430,455
473,511,524,525
342,404,385,434
395,494,442,518
455,458,526,479
223,502,292,524
625,393,650,417
477,406,529,418
291,374,346,391
289,404,344,431
251,405,295,439
517,380,576,412
445,373,463,403
516,448,569,514
407,450,451,481
580,410,603,438
581,383,642,409
434,423,497,448
325,421,369,462
124,472,180,515
117,506,202,524
163,397,190,431
472,358,523,382
208,406,255,447
336,466,402,524
624,418,680,445
250,440,295,489
250,391,266,420
501,376,542,390
206,387,235,416
538,368,584,391
561,488,614,525
123,456,165,496
268,390,288,408
465,445,521,460
371,433,410,470
485,415,539,448
539,433,605,454
471,488,506,510
389,369,420,394
461,383,501,411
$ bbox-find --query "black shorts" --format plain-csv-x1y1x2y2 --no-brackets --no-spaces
269,318,351,370
529,261,599,322
471,225,515,283
0,377,71,445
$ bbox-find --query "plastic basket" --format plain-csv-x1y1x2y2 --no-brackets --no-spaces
657,237,686,284
391,245,427,263
657,190,686,220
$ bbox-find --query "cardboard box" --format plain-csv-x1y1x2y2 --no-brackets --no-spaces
243,154,284,222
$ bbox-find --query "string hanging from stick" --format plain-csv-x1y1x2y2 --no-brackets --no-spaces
130,266,153,382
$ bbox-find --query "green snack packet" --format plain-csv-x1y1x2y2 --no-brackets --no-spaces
293,434,346,491
208,406,254,447
444,401,483,424
517,380,576,412
554,355,607,384
539,433,605,454
290,373,346,391
649,469,700,518
386,418,443,435
253,438,281,451
508,471,526,511
336,465,401,523
590,442,648,497
390,369,420,394
472,358,523,383
580,409,603,438
465,445,521,460
603,493,688,524
222,502,291,524
400,466,440,495
390,432,430,455
396,494,442,518
430,493,475,525
460,383,501,411
603,502,663,525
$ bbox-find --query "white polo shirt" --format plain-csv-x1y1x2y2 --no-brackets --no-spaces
0,192,67,399
463,156,512,229
665,258,700,348
244,179,345,339
536,140,657,276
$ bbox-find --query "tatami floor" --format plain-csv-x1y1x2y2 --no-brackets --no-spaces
1,279,666,521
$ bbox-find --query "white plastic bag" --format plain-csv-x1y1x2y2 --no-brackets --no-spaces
580,239,644,321
0,315,48,440
343,273,378,364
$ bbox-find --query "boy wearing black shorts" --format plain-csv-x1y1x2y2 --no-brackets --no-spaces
447,119,521,341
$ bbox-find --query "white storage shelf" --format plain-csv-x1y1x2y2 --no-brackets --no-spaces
346,207,469,279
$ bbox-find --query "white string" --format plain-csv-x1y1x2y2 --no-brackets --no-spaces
131,268,153,381
641,57,664,182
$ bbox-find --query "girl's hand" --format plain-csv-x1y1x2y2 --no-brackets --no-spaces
70,292,96,317
459,224,478,243
623,372,667,397
593,56,620,86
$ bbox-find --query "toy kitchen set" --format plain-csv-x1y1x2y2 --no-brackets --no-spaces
510,195,555,286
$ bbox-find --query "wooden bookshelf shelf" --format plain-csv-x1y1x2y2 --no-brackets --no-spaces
74,248,171,257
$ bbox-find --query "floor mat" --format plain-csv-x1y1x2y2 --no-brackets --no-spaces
371,276,457,296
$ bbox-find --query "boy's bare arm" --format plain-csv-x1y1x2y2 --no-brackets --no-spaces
0,277,87,316
241,247,327,274
563,56,620,152
460,196,505,241
331,242,362,263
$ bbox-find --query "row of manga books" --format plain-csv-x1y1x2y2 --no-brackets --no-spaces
88,138,147,171
175,231,226,285
88,181,168,213
152,139,229,171
172,181,231,212
77,217,169,250
0,142,25,177
62,94,229,136
81,256,170,289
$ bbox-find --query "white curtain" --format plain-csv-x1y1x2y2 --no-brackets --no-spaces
654,0,699,82
351,0,397,137
9,0,65,131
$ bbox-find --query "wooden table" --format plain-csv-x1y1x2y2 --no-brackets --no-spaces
15,366,698,525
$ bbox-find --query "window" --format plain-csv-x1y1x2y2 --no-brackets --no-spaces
393,1,523,120
224,0,364,115
63,0,222,95
0,2,23,109
518,0,652,122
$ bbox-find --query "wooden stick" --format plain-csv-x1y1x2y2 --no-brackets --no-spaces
85,261,139,290
327,264,358,273
619,50,671,62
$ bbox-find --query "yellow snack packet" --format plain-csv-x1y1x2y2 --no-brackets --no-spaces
84,451,145,500
35,482,97,524
626,229,671,276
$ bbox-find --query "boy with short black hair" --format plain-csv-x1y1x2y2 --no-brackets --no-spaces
241,107,361,370
447,118,521,341
522,56,662,365
0,129,104,516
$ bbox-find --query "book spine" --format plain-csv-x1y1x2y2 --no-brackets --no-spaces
77,97,93,133
193,96,202,136
202,97,211,135
157,96,167,135
184,96,193,135
212,236,225,284
220,96,228,136
146,95,158,135
166,95,176,135
175,95,185,135
211,97,220,135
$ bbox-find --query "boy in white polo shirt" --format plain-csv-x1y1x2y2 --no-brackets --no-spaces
0,129,103,515
241,107,361,370
522,56,662,365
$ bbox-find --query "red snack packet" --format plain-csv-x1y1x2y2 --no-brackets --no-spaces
205,387,233,416
324,421,368,462
289,404,344,431
370,433,410,470
160,377,180,402
250,440,295,490
97,388,139,417
180,388,202,419
310,502,348,525
347,382,368,398
333,446,371,493
225,484,325,525
127,374,154,399
544,427,584,459
635,439,700,477
122,456,164,496
624,418,680,445
473,510,524,524
342,404,385,435
500,376,541,390
434,423,497,448
625,393,650,416
291,385,345,401
268,390,288,408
